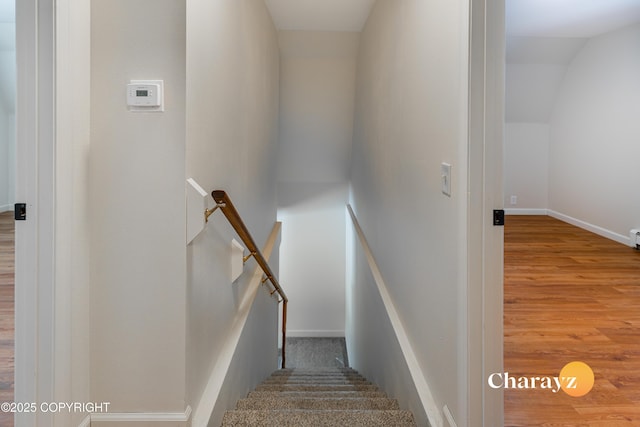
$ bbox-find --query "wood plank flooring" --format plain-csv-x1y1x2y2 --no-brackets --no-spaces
505,215,640,426
0,211,14,426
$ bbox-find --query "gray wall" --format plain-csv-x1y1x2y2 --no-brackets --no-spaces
349,0,470,424
185,0,281,423
549,23,640,240
505,24,640,242
276,31,358,337
0,17,15,212
90,0,187,414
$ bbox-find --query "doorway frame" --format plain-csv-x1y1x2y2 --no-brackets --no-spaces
468,0,505,425
15,0,56,425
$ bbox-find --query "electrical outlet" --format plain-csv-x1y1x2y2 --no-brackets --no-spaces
510,195,517,205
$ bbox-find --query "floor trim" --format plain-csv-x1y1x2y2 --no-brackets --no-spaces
505,208,547,215
548,210,631,247
90,406,191,423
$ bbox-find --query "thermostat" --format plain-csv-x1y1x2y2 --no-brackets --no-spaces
127,80,164,112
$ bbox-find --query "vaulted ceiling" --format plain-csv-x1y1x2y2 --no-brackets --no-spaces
505,0,640,123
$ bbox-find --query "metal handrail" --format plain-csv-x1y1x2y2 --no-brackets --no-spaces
207,190,288,369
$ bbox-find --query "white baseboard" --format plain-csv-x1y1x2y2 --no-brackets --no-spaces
288,330,345,338
548,210,631,246
443,405,458,427
0,204,12,213
505,208,548,215
90,406,191,423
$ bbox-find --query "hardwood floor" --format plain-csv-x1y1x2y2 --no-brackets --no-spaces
0,211,14,426
505,215,640,426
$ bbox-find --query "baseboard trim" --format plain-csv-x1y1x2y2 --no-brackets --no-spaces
505,208,548,215
0,204,12,213
90,406,191,423
548,210,631,246
288,330,345,338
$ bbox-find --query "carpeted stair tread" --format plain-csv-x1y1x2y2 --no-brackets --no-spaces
255,383,380,392
221,368,417,426
270,369,357,376
220,409,416,426
261,377,371,384
247,390,388,399
236,396,400,410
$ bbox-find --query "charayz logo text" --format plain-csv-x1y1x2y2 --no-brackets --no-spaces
488,372,575,393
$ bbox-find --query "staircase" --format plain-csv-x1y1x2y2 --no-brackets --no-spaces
221,367,417,426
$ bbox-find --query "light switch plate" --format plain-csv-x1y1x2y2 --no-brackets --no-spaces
441,163,452,197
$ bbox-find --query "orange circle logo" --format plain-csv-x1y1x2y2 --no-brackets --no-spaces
559,361,594,397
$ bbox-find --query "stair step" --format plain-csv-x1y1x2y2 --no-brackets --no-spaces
247,390,388,399
236,397,400,410
255,384,380,392
271,368,357,376
262,377,370,384
221,409,416,426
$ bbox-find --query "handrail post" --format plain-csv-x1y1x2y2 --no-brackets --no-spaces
282,300,287,369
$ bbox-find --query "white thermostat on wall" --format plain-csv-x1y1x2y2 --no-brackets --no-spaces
127,80,164,112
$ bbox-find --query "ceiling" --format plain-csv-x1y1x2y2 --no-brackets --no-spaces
264,0,640,36
0,0,13,24
506,0,640,38
264,0,375,32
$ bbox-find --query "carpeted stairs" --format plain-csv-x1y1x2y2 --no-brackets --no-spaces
221,367,417,426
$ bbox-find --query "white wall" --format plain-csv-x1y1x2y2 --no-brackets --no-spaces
276,31,358,337
0,20,15,212
349,0,469,425
55,0,91,424
90,0,187,419
0,109,10,211
504,123,549,210
503,37,585,213
549,23,640,241
278,182,348,336
185,0,281,423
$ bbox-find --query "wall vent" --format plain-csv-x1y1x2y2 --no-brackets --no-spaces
630,229,640,250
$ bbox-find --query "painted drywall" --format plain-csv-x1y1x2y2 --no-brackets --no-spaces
349,0,469,424
185,0,280,421
0,20,15,212
55,0,91,425
503,36,585,214
277,182,348,336
505,64,568,123
277,31,358,184
504,123,549,210
90,0,187,416
0,110,13,211
276,31,357,337
549,23,640,241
